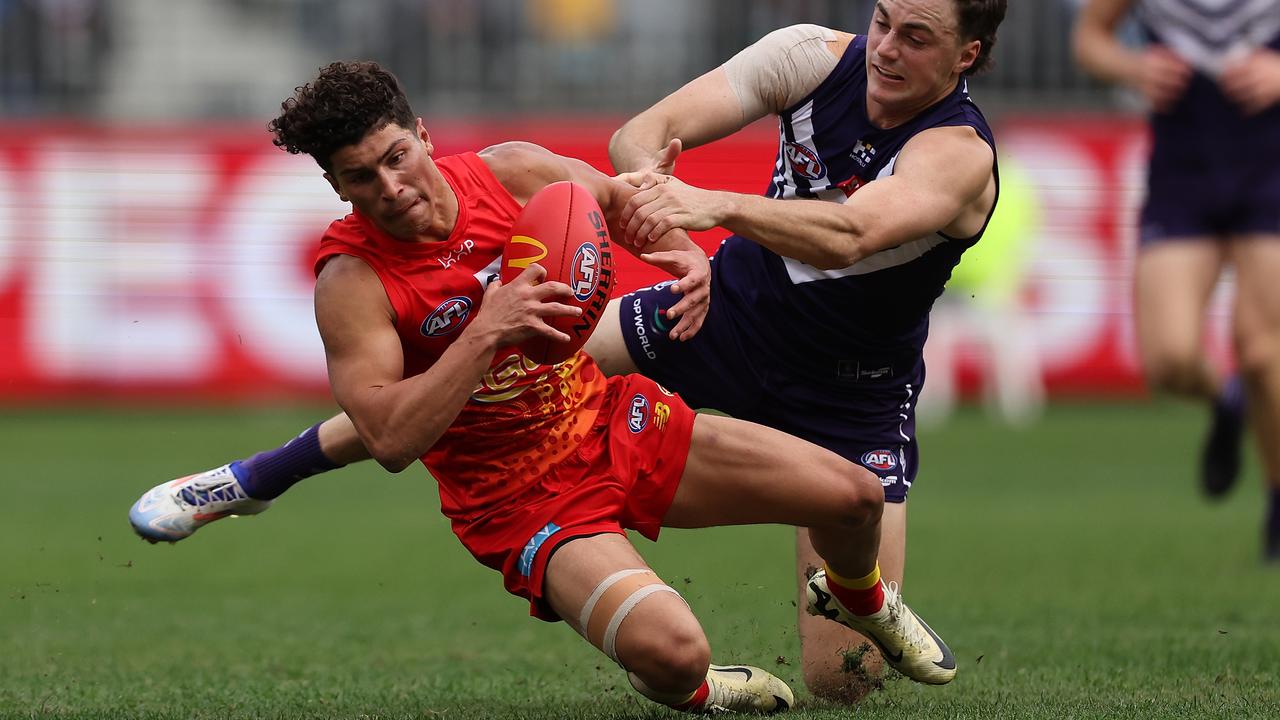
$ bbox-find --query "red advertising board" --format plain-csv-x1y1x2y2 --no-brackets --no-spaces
0,117,1230,402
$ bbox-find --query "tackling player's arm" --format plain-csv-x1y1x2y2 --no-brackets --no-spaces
482,141,710,339
621,126,995,270
609,24,851,174
315,253,577,472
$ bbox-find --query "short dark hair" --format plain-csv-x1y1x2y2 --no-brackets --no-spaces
268,61,416,173
952,0,1006,76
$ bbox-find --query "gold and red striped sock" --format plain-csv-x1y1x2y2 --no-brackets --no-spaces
824,563,884,616
670,679,710,712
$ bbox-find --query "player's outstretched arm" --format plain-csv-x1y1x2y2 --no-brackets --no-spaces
609,24,847,174
619,126,994,270
316,254,578,472
608,66,745,174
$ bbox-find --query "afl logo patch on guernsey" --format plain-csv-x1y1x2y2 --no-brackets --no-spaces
861,449,898,472
571,242,601,301
628,394,650,433
784,141,826,180
421,296,472,337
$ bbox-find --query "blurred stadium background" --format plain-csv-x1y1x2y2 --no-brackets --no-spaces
0,0,1235,403
3,2,1276,718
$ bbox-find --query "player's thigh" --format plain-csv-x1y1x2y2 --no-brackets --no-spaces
1133,240,1227,367
542,533,703,667
1229,236,1280,367
663,413,881,529
585,297,641,376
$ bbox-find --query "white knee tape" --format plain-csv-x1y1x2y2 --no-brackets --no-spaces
578,568,650,631
602,584,682,662
578,568,687,665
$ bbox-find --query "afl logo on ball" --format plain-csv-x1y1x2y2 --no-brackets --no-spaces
421,296,472,337
628,394,650,433
860,449,898,472
784,142,826,180
571,242,601,301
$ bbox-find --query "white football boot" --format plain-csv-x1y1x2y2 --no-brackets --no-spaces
631,664,793,715
634,661,793,712
701,664,794,714
805,570,956,685
128,464,271,543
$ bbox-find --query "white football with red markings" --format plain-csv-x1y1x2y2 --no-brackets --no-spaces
501,181,616,365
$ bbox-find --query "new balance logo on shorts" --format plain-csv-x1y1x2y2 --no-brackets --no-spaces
653,402,670,431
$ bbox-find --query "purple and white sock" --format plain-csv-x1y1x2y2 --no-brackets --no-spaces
229,423,344,500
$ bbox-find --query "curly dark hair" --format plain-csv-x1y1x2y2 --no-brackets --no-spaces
268,61,416,173
953,0,1007,76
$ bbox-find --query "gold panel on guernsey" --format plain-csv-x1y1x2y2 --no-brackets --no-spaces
472,353,545,404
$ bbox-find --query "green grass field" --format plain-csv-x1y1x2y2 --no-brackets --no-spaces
3,402,1278,719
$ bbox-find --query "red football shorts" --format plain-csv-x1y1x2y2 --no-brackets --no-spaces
447,373,696,621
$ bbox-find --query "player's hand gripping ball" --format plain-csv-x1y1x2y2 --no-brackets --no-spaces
501,181,616,365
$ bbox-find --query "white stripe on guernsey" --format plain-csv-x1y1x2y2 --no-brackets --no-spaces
772,99,840,200
578,568,650,631
781,152,948,284
783,233,948,284
602,585,683,663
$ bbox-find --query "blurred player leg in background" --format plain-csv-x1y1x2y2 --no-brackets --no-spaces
1132,241,1243,496
921,298,1045,428
1074,0,1280,561
1228,237,1280,561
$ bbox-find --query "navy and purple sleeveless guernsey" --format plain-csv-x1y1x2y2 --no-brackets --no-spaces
1135,0,1280,243
620,34,998,502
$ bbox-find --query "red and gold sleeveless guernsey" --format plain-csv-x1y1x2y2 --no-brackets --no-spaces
313,153,608,524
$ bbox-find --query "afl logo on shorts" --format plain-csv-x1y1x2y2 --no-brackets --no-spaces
571,242,601,301
628,393,650,433
421,296,472,337
784,142,826,181
861,450,898,472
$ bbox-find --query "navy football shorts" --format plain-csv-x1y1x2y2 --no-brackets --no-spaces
619,281,921,503
1141,126,1280,244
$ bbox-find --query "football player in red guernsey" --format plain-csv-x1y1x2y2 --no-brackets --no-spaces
131,61,957,712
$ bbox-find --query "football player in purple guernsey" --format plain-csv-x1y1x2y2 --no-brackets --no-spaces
600,0,1005,700
1076,0,1280,561
129,0,1005,702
